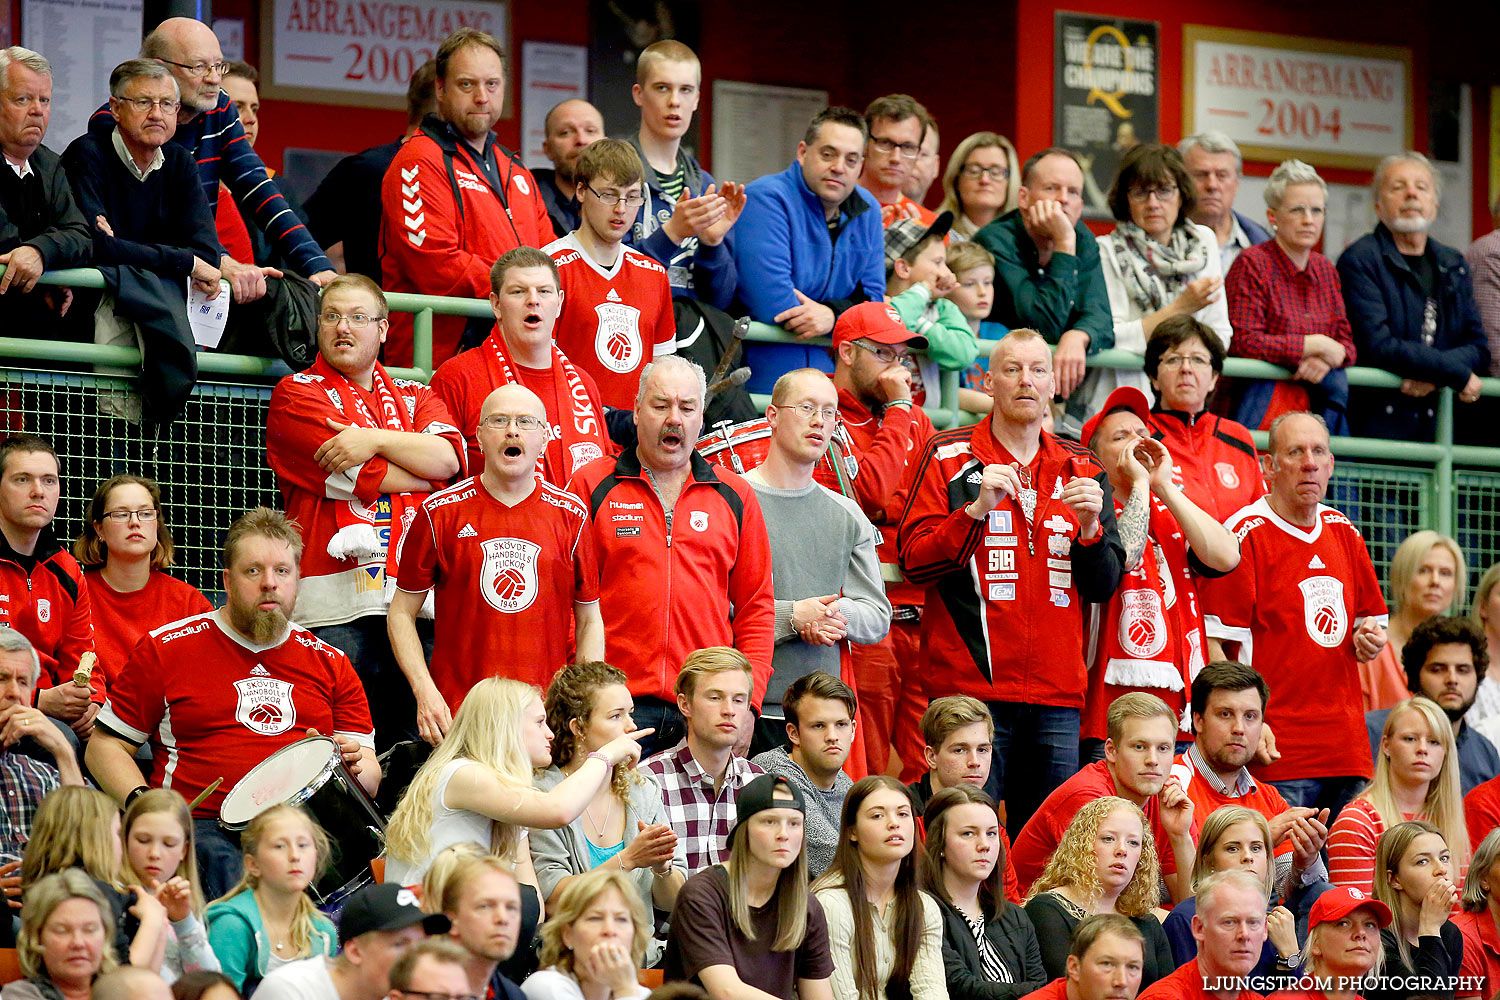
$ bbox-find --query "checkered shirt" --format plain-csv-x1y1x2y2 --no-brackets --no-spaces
0,748,61,862
641,740,763,875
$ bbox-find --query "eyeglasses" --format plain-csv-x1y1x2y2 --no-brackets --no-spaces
961,164,1010,181
158,58,228,78
117,96,181,114
102,509,158,523
870,137,921,160
815,146,863,169
1159,354,1213,371
480,414,548,432
1128,184,1179,203
319,311,385,329
781,402,839,422
850,340,912,366
396,991,481,1000
585,185,645,208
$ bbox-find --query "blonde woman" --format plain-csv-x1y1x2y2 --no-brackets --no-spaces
1021,796,1173,988
1263,885,1389,1000
1329,697,1469,897
1453,829,1500,998
1468,563,1500,727
2,870,119,1000
384,677,651,888
1369,821,1462,1000
1360,531,1466,711
938,132,1021,240
522,869,651,1000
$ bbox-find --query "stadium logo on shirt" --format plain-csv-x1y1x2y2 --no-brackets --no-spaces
1118,590,1168,658
594,302,644,374
1214,462,1240,489
479,537,541,614
234,676,297,735
1298,575,1348,648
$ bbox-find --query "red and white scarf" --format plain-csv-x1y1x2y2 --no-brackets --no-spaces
481,330,608,481
317,354,424,587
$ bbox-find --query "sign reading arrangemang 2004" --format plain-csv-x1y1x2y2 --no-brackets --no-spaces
1183,26,1411,170
262,0,508,108
1053,12,1160,219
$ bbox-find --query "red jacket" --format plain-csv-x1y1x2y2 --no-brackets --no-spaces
0,528,99,703
1148,409,1265,525
896,423,1124,706
566,449,776,706
379,119,553,367
836,389,934,607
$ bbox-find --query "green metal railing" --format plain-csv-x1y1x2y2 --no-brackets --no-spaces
4,267,1500,603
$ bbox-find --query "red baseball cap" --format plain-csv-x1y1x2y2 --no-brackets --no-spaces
1079,386,1153,450
831,301,928,351
1306,885,1392,930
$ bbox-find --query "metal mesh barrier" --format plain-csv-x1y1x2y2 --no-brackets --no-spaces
1456,470,1500,603
1327,461,1433,605
0,366,278,601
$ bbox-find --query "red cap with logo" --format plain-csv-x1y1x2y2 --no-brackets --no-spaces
831,301,928,351
1306,885,1393,930
1079,385,1153,450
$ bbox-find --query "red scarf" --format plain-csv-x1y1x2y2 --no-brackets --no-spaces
316,354,424,590
481,329,609,482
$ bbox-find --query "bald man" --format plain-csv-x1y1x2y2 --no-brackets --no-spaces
536,99,605,238
102,17,335,303
390,384,602,742
92,967,173,1000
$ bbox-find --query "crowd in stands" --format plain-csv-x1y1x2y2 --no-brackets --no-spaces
6,16,1500,1000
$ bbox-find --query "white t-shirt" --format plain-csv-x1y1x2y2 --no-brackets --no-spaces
521,969,648,1000
251,956,339,1000
385,758,523,887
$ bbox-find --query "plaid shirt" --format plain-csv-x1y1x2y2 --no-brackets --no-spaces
1465,229,1500,376
1225,240,1357,368
641,740,763,875
0,748,61,862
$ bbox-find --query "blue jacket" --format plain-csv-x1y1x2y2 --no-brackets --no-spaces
1337,222,1490,441
1235,210,1272,246
734,161,884,323
623,134,736,310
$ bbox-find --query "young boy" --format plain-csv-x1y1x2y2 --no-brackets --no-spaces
884,211,977,410
626,40,745,310
945,240,1011,414
546,139,676,410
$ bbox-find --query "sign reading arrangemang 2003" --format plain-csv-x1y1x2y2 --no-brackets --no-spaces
262,0,508,108
1053,12,1160,218
1183,26,1411,170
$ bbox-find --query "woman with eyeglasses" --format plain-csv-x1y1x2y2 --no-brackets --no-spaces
1093,143,1233,416
1221,159,1357,434
938,133,1022,241
74,475,212,693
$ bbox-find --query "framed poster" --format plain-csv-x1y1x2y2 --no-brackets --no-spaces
520,41,586,170
261,0,509,110
22,0,142,148
710,80,828,186
1054,11,1159,218
1183,26,1411,170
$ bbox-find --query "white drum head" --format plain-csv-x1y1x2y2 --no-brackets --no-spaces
220,736,338,827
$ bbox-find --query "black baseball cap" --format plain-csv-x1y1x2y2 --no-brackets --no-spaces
338,883,451,944
733,774,806,832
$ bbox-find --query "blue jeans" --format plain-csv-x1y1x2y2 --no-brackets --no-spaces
1268,776,1366,820
984,702,1080,840
313,616,432,754
632,697,686,759
194,818,243,902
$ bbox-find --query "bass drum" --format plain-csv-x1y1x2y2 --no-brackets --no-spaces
220,736,384,906
695,418,858,496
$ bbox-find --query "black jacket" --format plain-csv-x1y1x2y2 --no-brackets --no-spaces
935,896,1048,1000
0,143,90,266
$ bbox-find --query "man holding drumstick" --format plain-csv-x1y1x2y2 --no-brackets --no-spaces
87,506,377,900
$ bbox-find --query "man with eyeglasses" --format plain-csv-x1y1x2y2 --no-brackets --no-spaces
254,883,451,1000
392,383,602,743
383,940,477,1000
860,94,938,228
903,122,941,207
547,138,676,412
741,367,890,756
381,27,553,368
267,274,464,750
113,18,335,305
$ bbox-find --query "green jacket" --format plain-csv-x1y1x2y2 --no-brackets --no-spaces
887,284,979,371
205,890,336,993
974,209,1114,352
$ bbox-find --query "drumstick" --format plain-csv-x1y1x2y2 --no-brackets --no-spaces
188,777,224,812
72,651,96,688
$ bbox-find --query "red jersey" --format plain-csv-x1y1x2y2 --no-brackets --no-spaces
1199,499,1387,782
430,328,609,485
97,611,374,818
1018,980,1068,1000
1082,495,1213,742
0,530,99,703
1148,410,1265,525
1139,959,1263,1000
566,450,776,706
546,233,675,409
380,125,553,367
879,197,938,228
896,424,1125,706
837,390,934,607
267,358,464,628
395,477,599,708
1009,760,1178,894
1465,775,1500,849
1169,749,1295,857
84,570,213,688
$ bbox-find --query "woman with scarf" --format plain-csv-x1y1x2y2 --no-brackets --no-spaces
1094,144,1233,416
